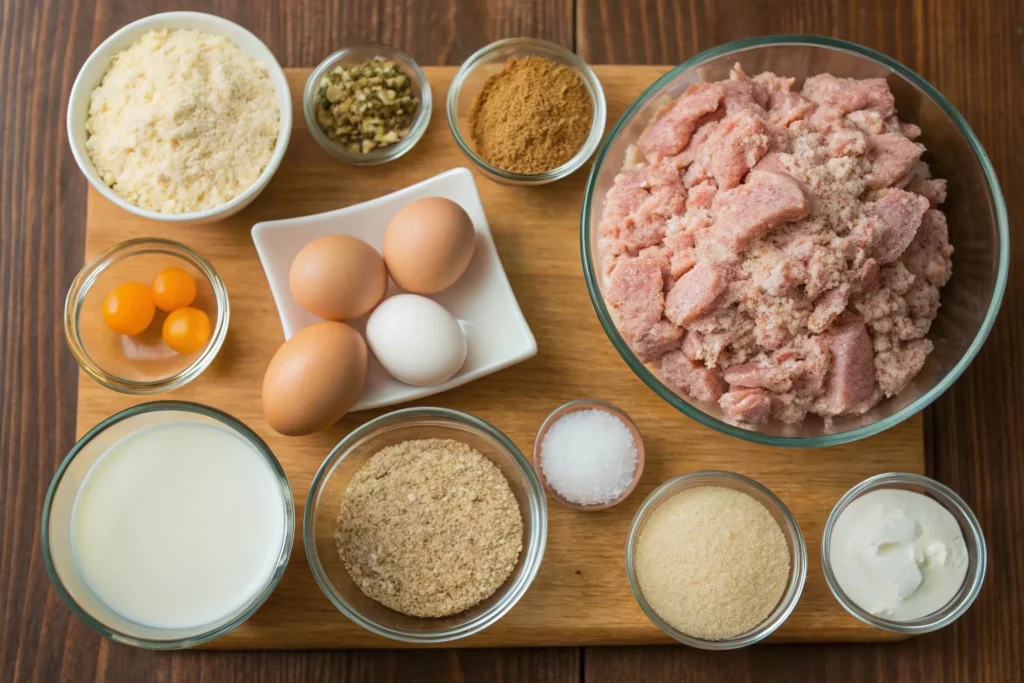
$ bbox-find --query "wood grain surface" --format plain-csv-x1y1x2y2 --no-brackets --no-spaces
1,0,1021,681
77,66,924,649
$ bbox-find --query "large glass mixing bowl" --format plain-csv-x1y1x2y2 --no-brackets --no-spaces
581,36,1008,447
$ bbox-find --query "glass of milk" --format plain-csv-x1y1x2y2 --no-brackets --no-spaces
42,402,295,649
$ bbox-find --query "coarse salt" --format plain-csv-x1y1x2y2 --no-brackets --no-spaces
539,408,637,506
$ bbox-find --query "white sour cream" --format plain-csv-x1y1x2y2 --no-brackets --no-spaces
829,487,968,621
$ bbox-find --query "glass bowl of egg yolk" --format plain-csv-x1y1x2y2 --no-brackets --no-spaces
65,238,230,394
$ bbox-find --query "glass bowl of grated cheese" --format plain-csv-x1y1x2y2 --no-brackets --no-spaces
626,470,807,649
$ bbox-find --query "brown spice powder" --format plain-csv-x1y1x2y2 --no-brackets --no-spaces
468,55,593,175
335,439,524,618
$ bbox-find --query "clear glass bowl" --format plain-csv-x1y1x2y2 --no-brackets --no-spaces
304,44,432,165
447,38,607,185
532,398,645,511
41,401,295,649
304,407,547,643
580,35,1009,446
64,238,230,394
626,470,807,649
822,472,986,634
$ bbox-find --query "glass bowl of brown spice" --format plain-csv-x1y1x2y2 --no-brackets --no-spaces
447,38,607,185
304,407,548,643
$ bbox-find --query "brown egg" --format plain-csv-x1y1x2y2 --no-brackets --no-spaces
383,197,476,294
289,235,387,320
262,321,367,436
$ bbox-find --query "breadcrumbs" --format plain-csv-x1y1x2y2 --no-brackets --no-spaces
335,439,523,618
635,485,790,640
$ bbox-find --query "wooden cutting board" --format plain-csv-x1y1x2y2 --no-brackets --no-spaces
77,66,923,648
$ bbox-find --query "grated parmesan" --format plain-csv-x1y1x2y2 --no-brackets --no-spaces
635,485,791,640
85,29,280,213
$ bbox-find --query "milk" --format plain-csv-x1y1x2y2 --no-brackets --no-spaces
71,422,287,630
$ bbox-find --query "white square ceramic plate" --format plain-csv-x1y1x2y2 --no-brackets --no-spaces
251,167,537,412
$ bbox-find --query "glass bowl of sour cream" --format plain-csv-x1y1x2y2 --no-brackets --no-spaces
41,402,295,649
822,472,986,634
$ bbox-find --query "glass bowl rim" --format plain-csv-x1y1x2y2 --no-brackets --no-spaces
446,37,608,183
579,34,1010,448
64,237,230,395
303,43,433,166
40,400,297,650
625,469,808,649
820,471,987,634
303,405,548,643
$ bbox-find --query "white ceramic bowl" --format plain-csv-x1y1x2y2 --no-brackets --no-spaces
67,12,292,224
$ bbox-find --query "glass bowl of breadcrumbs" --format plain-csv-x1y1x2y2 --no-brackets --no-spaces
304,406,547,643
626,470,807,649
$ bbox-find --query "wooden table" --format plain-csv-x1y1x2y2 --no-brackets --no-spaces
1,0,1020,681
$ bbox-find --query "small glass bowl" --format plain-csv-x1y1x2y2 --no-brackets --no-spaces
822,472,987,635
532,398,645,511
64,238,229,394
41,401,295,649
626,470,808,650
304,44,432,165
447,38,607,185
304,406,547,643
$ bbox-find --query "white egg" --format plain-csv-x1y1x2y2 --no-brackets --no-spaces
365,294,468,386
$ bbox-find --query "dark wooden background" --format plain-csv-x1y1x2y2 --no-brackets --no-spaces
1,0,1021,681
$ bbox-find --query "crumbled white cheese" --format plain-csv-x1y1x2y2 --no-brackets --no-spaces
85,29,280,213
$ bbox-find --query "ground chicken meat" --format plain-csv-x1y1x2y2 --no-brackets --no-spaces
598,65,953,424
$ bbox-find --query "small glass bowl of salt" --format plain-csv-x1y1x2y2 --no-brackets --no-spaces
532,399,644,510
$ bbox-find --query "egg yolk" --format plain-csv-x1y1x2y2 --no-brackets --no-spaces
151,267,197,312
162,307,212,354
103,282,156,336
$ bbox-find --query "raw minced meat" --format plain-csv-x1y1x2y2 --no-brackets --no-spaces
599,65,953,425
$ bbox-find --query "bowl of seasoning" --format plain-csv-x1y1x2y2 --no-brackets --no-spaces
533,399,644,510
304,44,432,165
304,406,547,643
65,238,230,394
626,470,807,649
447,38,607,185
822,472,986,635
